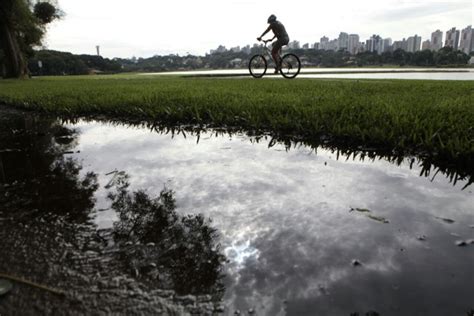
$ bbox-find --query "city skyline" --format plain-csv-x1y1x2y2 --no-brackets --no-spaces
210,24,473,57
44,0,472,58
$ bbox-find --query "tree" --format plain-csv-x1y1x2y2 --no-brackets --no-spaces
0,0,60,78
412,50,434,66
392,48,408,66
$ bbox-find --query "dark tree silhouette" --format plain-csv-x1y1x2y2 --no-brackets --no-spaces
109,174,226,296
0,0,60,78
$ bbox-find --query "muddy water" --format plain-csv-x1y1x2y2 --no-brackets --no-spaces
0,106,473,315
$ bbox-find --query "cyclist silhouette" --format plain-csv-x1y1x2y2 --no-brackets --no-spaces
257,15,290,73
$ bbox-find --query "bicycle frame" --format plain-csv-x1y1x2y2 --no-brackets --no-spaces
259,40,282,67
249,40,301,79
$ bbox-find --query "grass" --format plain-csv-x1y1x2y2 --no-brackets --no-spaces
0,74,473,165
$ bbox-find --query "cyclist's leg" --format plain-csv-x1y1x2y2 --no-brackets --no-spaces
272,40,283,72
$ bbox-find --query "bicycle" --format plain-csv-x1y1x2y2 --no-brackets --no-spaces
248,39,301,79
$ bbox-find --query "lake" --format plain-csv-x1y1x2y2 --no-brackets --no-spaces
143,68,474,80
0,107,473,315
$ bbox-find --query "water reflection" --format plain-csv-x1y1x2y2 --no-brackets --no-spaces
67,117,472,189
108,172,226,296
0,108,227,313
60,117,471,316
0,109,100,313
0,110,98,222
250,134,473,190
1,106,473,315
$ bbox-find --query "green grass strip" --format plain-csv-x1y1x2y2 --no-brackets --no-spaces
0,75,473,163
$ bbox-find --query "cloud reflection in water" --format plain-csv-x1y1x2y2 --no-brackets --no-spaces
69,120,473,316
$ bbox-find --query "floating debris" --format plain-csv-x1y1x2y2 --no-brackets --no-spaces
104,171,127,189
350,208,371,213
434,216,455,224
352,259,362,267
455,240,468,247
417,235,427,241
350,208,389,223
105,169,118,176
0,274,64,296
367,214,390,224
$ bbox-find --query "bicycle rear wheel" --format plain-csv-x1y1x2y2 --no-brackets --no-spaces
280,53,301,79
249,55,267,78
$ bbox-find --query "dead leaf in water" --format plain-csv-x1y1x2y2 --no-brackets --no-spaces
349,207,389,223
434,216,455,224
367,214,390,224
349,208,371,213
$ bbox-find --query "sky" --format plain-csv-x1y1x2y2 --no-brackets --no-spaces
43,0,473,59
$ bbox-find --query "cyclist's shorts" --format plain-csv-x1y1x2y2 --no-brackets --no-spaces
273,36,289,51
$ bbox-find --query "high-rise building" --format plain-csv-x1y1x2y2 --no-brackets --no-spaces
445,27,460,50
407,35,422,52
366,35,383,54
422,40,431,50
460,25,474,54
392,39,407,51
313,42,320,50
327,39,338,51
320,36,329,50
381,38,392,53
348,34,360,55
431,30,443,51
338,32,349,51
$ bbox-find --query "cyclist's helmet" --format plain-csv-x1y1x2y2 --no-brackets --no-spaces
267,14,277,23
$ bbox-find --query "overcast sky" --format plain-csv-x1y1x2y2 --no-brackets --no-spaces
43,0,473,58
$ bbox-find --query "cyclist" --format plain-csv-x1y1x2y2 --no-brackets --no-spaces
257,15,289,73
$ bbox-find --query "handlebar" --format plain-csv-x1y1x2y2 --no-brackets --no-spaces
257,38,273,44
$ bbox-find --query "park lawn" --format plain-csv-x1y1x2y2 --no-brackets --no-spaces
0,74,473,163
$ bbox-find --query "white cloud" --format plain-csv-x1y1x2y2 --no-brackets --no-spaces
44,0,473,58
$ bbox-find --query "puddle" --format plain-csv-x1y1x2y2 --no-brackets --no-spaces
0,106,473,315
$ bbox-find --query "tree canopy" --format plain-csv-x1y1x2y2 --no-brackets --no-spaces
0,0,60,78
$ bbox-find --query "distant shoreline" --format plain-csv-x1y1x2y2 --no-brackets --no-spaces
138,67,474,79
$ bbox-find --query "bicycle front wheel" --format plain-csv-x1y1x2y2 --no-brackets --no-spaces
280,53,301,79
249,55,267,78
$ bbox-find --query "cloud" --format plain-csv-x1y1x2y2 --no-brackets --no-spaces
372,1,470,22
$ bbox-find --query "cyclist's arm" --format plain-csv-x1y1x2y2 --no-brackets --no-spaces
258,26,272,40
